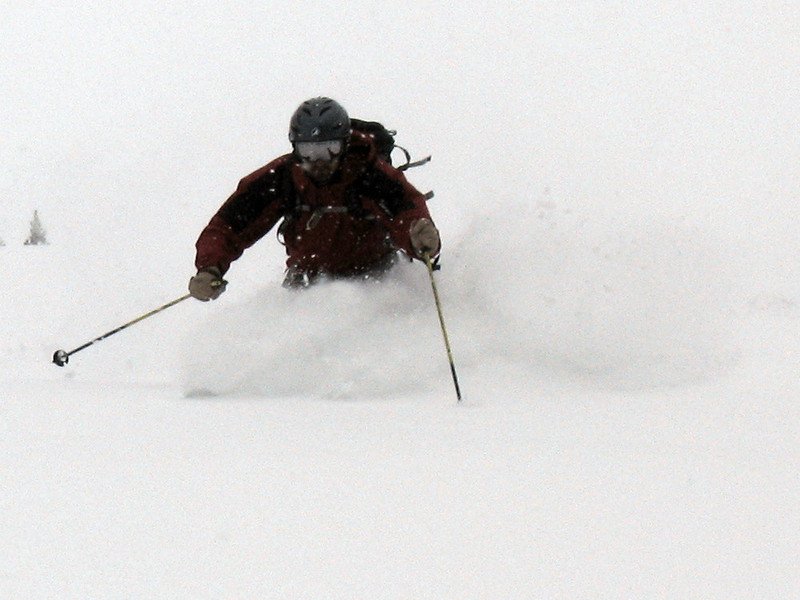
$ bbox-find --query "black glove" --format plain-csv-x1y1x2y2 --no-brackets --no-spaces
188,267,227,301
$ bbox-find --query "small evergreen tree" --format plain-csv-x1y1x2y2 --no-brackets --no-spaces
0,237,5,247
24,210,48,245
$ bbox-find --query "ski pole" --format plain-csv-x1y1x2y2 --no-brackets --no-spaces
423,253,462,402
52,293,192,366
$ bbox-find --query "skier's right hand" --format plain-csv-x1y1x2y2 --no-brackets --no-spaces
189,267,227,301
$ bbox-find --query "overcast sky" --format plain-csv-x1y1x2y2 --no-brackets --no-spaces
2,3,797,289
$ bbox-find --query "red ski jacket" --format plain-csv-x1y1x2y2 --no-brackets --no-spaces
195,130,437,278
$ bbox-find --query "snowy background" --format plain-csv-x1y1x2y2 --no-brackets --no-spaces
2,2,799,598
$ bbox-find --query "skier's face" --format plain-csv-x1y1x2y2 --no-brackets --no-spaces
295,140,344,184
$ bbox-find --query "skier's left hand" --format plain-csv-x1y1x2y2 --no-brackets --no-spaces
410,218,440,258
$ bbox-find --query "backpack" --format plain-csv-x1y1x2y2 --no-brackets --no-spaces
350,118,431,172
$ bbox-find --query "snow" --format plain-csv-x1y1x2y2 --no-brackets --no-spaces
2,3,799,598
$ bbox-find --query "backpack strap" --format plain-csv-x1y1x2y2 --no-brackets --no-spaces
299,205,377,230
393,145,431,171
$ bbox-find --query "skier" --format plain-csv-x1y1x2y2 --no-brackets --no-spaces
189,97,441,300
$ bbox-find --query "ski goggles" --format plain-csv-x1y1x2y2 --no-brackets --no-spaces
294,139,344,162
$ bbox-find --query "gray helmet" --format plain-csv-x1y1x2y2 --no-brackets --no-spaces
288,97,351,143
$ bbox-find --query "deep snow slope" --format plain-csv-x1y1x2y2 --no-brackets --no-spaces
3,2,799,598
2,217,799,599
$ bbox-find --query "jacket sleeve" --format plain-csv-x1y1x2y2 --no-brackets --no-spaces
362,160,439,258
194,157,292,274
